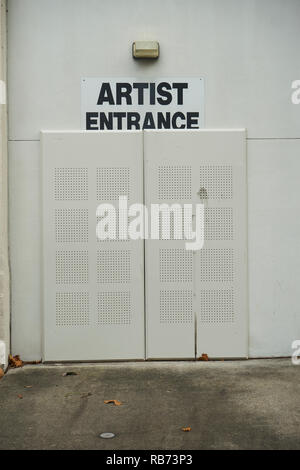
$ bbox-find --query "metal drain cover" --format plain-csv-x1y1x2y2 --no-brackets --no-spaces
100,432,115,439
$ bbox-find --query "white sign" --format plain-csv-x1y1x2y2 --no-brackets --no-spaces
81,78,204,130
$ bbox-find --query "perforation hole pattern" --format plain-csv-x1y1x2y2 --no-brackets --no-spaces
56,292,89,326
205,208,233,241
158,166,192,200
96,209,130,242
97,250,131,283
55,209,88,243
199,165,232,199
56,251,89,284
97,167,130,201
160,249,192,283
160,290,193,324
198,249,234,282
97,292,131,324
199,289,234,323
54,168,88,200
158,209,195,240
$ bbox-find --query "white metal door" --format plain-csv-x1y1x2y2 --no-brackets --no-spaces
42,131,144,361
144,131,195,359
145,130,248,359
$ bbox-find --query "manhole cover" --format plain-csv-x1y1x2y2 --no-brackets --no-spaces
100,432,115,439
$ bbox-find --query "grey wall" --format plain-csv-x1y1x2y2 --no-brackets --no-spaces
7,0,300,359
0,0,9,370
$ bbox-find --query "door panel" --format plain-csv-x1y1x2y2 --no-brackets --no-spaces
144,131,196,359
145,130,248,359
193,131,248,358
42,131,144,361
42,129,247,361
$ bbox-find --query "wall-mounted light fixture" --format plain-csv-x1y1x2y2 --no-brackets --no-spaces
132,41,159,59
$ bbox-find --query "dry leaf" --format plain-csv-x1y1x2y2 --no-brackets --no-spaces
104,399,122,406
198,353,209,361
182,427,192,432
24,385,32,389
9,354,23,368
0,369,4,379
17,394,23,399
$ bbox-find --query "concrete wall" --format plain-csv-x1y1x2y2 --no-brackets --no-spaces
7,0,300,359
0,0,9,369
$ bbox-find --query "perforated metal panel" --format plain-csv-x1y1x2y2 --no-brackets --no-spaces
198,248,234,282
43,130,247,361
145,130,248,359
42,131,144,361
96,167,130,201
97,292,131,325
56,292,89,327
145,135,195,359
158,166,192,200
96,210,131,242
199,289,234,324
205,208,233,241
160,290,193,324
199,165,233,199
159,249,192,283
97,250,131,284
54,168,88,200
55,209,89,243
55,250,89,284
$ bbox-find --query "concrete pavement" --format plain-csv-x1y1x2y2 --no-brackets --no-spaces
0,359,299,450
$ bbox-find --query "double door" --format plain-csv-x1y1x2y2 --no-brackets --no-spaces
42,129,247,361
